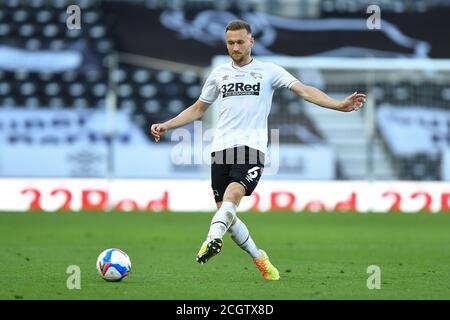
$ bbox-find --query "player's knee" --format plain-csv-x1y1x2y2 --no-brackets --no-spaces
226,191,239,201
224,186,245,203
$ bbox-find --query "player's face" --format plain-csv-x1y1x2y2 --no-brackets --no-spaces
226,29,254,64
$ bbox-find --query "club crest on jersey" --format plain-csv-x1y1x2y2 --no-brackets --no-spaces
250,72,262,79
220,82,261,98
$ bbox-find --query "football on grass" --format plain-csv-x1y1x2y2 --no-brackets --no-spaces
96,248,131,282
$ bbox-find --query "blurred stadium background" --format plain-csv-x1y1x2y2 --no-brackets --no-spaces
0,0,449,213
2,0,450,302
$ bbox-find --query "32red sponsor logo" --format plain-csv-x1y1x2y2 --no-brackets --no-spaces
21,188,169,212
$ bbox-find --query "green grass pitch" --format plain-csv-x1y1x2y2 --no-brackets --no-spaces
0,211,449,300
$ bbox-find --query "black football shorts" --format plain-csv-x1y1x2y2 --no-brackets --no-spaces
211,146,265,203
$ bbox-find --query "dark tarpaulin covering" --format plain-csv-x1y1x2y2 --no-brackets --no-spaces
101,2,450,66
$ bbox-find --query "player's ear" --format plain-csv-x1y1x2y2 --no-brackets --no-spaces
249,35,255,47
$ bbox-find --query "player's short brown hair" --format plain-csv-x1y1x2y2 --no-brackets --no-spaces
225,19,252,34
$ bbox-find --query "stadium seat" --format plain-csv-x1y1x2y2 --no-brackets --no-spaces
20,82,36,96
25,38,42,50
48,97,64,109
49,39,65,50
156,71,174,84
51,0,68,9
144,99,161,114
1,97,16,107
92,83,108,97
5,0,20,9
441,88,450,101
0,23,10,37
38,72,54,81
25,97,40,109
61,71,77,82
133,113,147,127
120,99,136,112
133,69,151,83
45,83,61,96
69,83,86,97
185,85,201,99
13,10,29,23
78,0,96,9
42,24,59,38
73,97,89,109
94,98,105,108
35,10,53,23
85,70,103,83
89,25,106,39
112,69,127,83
66,28,83,39
167,99,185,114
179,71,198,84
118,84,133,98
139,84,157,99
97,39,113,53
0,82,11,96
83,11,100,24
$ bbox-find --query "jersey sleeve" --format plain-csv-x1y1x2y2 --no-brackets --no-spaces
199,67,220,104
270,63,300,90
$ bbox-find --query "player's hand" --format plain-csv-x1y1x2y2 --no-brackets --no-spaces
340,92,366,112
150,123,168,142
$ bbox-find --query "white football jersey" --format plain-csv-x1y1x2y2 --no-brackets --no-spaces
199,58,299,154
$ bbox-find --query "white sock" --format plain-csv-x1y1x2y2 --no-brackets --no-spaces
228,217,261,259
207,201,236,240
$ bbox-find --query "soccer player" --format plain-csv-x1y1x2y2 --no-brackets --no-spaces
150,20,366,280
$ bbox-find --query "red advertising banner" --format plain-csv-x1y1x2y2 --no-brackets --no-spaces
1,179,449,213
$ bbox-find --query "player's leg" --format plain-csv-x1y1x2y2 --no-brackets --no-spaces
196,183,244,264
196,150,232,264
197,147,280,279
206,182,244,240
225,196,280,280
225,147,279,280
225,146,262,259
225,196,279,280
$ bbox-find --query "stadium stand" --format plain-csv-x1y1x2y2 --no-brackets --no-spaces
1,0,449,180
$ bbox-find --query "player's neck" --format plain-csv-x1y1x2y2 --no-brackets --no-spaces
232,56,253,68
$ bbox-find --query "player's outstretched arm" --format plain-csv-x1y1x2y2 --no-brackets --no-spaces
290,82,366,112
150,99,210,142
